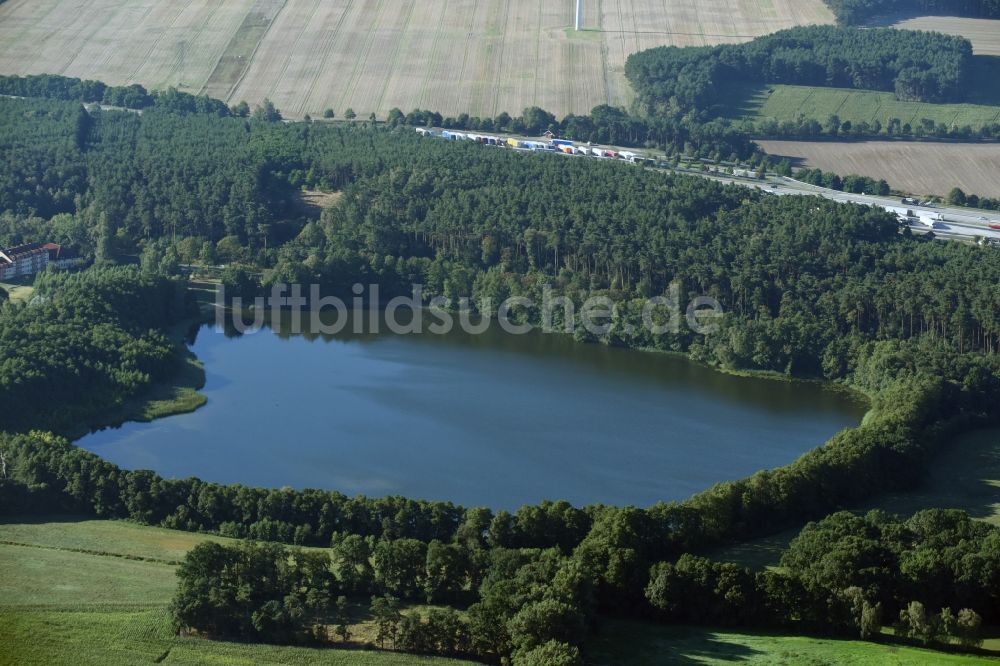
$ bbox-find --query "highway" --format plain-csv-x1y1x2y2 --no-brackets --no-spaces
764,177,1000,243
430,128,1000,245
555,146,1000,244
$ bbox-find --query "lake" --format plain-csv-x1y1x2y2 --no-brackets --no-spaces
79,313,868,510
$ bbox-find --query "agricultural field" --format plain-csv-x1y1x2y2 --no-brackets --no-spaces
0,517,477,666
740,84,1000,130
0,0,833,119
1,608,477,666
890,16,1000,57
588,619,1000,665
756,139,1000,198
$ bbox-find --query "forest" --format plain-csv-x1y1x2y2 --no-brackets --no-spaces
1,90,1000,663
0,73,231,115
0,267,191,433
824,0,1000,24
626,26,974,113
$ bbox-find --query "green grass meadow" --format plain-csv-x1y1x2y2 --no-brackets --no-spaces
732,84,1000,129
711,427,1000,569
0,608,476,666
0,281,35,305
0,518,475,666
588,619,1000,665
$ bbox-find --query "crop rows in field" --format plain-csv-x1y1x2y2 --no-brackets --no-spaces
890,16,1000,57
0,0,834,118
756,139,1000,198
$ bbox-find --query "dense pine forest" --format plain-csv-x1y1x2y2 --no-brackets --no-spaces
1,90,1000,663
824,0,1000,24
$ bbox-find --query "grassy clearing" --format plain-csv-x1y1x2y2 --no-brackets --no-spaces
0,280,34,304
587,619,1000,665
0,608,475,666
735,84,1000,129
0,516,232,563
712,428,1000,569
865,428,1000,525
0,0,832,118
0,542,178,607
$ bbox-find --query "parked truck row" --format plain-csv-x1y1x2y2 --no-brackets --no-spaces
417,128,650,164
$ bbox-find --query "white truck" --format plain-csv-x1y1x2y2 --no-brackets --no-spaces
918,213,943,228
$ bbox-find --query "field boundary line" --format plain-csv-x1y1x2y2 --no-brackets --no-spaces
491,0,508,118
871,97,883,124
302,0,354,115
225,0,289,105
107,4,156,78
124,0,197,84
172,0,226,92
337,0,385,113
374,0,418,115
266,0,325,114
417,0,449,110
599,0,612,105
533,0,542,106
0,539,179,566
0,603,169,613
833,95,848,116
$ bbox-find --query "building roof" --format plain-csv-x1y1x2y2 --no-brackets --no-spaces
0,242,62,265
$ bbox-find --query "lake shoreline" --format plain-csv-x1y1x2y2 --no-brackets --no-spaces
73,306,869,509
60,316,210,442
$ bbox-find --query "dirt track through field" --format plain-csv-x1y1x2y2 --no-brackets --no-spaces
0,0,833,118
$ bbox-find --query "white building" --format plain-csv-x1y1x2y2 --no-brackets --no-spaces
0,242,68,280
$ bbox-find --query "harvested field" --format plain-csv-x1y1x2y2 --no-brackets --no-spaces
0,0,834,118
890,16,1000,56
757,139,1000,198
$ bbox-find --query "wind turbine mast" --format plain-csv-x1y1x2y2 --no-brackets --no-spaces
575,0,582,31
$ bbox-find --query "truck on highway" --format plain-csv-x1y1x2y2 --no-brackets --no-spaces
884,205,915,218
918,214,942,228
990,223,1000,230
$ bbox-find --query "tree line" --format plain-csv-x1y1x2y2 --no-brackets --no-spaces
648,508,993,646
752,111,1000,143
165,506,997,662
0,73,230,115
